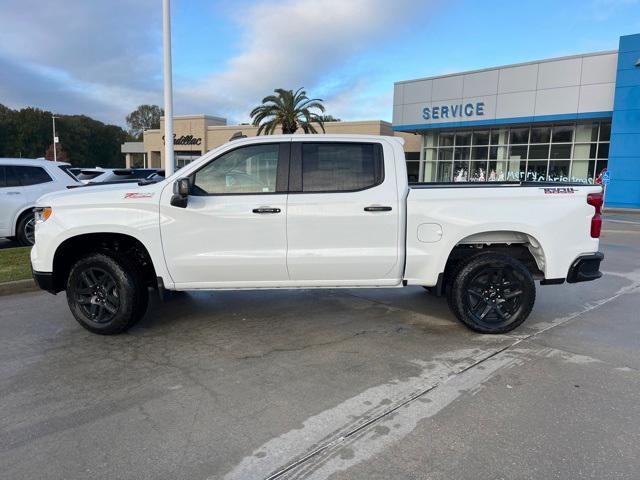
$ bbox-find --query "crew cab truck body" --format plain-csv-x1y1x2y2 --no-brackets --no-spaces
30,134,604,335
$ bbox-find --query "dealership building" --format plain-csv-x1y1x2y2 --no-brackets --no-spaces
122,33,639,208
393,33,640,209
125,116,421,173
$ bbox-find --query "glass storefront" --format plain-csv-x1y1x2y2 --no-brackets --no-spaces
417,121,610,184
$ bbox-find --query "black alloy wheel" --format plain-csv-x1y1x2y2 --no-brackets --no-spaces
73,267,121,324
466,265,524,330
450,252,536,334
66,253,148,334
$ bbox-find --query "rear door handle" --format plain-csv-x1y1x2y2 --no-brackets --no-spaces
6,191,21,195
252,207,281,214
364,206,392,212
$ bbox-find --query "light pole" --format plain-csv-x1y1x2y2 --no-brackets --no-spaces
162,0,175,176
51,115,58,162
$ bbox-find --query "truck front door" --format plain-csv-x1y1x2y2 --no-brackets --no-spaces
160,142,290,287
286,140,401,285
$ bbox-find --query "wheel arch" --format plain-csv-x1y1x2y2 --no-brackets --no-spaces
13,205,35,237
437,230,547,293
51,232,158,293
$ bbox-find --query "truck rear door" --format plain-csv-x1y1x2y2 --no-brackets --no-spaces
285,139,401,285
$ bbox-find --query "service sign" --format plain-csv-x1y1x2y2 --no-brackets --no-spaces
422,101,486,121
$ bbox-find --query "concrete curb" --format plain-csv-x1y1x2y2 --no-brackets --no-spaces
0,279,38,297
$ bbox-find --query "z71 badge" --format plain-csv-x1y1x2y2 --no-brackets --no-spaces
124,192,154,199
542,187,576,194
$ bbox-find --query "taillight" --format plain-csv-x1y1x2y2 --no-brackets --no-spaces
587,192,603,238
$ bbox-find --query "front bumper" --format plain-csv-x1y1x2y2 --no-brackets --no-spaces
32,269,56,294
566,252,604,284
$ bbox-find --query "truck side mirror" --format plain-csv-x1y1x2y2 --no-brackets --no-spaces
171,177,190,208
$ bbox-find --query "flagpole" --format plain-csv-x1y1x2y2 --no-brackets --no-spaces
162,0,175,176
52,115,58,162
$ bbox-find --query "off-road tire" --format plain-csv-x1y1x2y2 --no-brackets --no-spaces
449,252,535,334
66,253,149,335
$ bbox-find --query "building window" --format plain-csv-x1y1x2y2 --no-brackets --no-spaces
175,150,202,169
419,121,611,184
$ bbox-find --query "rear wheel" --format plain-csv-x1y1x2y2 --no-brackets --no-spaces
16,212,35,246
66,253,148,334
449,253,535,334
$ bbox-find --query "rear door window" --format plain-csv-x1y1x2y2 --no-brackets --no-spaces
14,166,52,186
300,143,383,192
0,165,24,188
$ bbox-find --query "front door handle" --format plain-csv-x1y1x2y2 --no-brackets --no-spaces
364,206,392,212
252,207,281,214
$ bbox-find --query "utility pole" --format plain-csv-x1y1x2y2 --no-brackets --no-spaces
162,0,175,176
51,115,58,162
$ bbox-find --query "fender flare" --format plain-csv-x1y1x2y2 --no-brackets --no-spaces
438,229,548,277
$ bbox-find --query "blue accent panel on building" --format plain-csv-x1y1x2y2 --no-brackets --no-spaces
392,111,613,132
607,181,640,206
612,110,640,133
610,134,640,159
617,51,640,69
613,86,640,110
615,68,640,88
606,33,640,209
607,160,640,180
619,33,640,52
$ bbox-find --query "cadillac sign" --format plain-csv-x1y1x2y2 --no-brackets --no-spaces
162,134,202,146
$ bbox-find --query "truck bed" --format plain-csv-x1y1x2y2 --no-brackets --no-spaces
409,181,599,189
403,181,602,286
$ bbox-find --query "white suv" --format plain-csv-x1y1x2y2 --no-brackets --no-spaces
0,158,79,245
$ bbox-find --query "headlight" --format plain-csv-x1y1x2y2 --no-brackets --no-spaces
34,207,52,224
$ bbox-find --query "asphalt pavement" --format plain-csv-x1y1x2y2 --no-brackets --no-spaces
0,215,638,479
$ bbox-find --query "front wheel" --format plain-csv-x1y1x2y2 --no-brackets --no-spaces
66,253,148,334
16,212,35,246
449,253,535,334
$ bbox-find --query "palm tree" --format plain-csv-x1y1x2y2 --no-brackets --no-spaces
250,88,326,135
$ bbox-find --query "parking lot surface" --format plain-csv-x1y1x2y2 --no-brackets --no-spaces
1,215,639,479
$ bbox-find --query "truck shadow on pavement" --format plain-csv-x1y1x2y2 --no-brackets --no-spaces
132,287,461,339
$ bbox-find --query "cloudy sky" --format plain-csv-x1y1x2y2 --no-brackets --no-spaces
0,0,638,126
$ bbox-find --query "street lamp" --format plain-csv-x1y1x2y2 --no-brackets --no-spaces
162,0,175,176
51,115,59,162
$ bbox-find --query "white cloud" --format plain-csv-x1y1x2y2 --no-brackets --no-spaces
0,0,431,125
177,0,429,122
0,0,161,123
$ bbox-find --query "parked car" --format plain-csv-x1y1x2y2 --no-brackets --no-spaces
68,167,82,178
74,168,112,183
0,158,79,245
85,168,160,184
144,170,165,183
31,135,604,335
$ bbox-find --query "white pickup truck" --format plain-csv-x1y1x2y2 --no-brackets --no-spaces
31,134,604,335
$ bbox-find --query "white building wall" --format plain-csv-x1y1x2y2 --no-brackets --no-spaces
393,51,618,128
